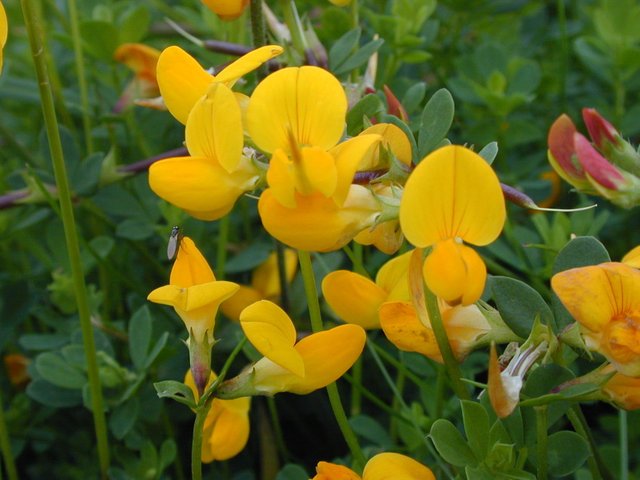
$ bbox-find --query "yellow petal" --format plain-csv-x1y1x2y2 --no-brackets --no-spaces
258,186,380,252
252,249,298,299
603,369,640,410
399,145,506,246
355,219,403,255
622,245,640,268
247,66,347,153
376,250,413,301
170,237,215,286
156,46,213,124
215,45,284,85
423,240,486,306
184,281,240,311
185,82,244,173
220,285,263,322
149,155,259,221
250,325,365,395
147,284,184,308
444,304,491,357
331,134,381,206
322,270,387,329
0,1,6,73
201,0,249,20
379,301,443,363
363,452,435,480
359,123,413,169
551,262,636,334
240,300,304,377
204,397,251,461
313,462,361,480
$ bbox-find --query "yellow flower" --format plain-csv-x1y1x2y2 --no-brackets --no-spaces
218,300,365,397
601,365,640,410
221,249,298,321
201,0,249,20
552,262,640,376
157,44,283,124
379,299,491,363
622,245,640,268
399,145,505,305
312,453,435,480
147,237,239,344
0,1,7,74
322,250,412,329
185,370,251,461
247,66,384,251
113,43,161,112
148,82,261,221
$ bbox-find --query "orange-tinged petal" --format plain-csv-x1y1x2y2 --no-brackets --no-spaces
185,82,243,173
252,249,298,299
443,303,491,354
247,66,347,154
363,452,435,480
622,245,640,268
551,263,630,333
220,285,263,322
113,43,161,82
215,45,284,85
313,461,361,480
603,368,640,410
399,145,506,246
331,134,382,206
488,343,518,418
251,324,365,395
240,300,304,377
359,123,412,168
201,0,249,20
170,236,215,286
354,220,403,255
156,46,213,124
379,301,442,362
258,186,380,252
149,155,259,221
322,270,387,329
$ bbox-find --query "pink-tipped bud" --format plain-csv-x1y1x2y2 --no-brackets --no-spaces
548,114,584,181
582,108,619,150
574,132,625,190
383,85,409,122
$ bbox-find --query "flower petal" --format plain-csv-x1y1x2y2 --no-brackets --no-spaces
376,249,413,301
363,452,435,480
331,134,381,206
359,123,412,168
186,82,244,173
201,0,249,20
322,270,387,329
622,245,640,268
170,237,215,286
156,46,213,124
204,397,251,461
113,43,160,81
488,343,518,418
252,249,298,299
247,66,347,154
313,462,361,480
0,1,6,73
220,285,263,322
215,45,284,85
399,145,505,246
240,300,304,377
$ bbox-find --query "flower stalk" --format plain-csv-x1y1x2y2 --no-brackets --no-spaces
0,389,18,480
20,0,110,476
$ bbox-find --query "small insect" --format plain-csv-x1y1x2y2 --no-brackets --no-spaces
167,226,182,260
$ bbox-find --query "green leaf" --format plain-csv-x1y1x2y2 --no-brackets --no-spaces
462,400,490,461
489,276,554,337
129,306,152,371
546,431,590,476
346,94,385,136
275,464,308,480
35,351,86,389
329,28,361,71
350,414,392,447
334,38,385,76
109,397,139,440
118,5,151,44
116,218,156,241
19,333,68,351
69,152,103,196
429,419,477,467
552,236,610,274
158,439,177,472
417,88,454,158
80,20,120,60
478,142,499,165
401,81,426,114
27,379,83,407
144,332,169,369
154,380,196,408
225,242,273,274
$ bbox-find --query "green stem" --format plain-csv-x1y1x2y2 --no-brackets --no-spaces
191,401,212,480
567,405,611,480
0,390,18,480
422,286,470,400
66,0,94,154
619,409,628,480
216,215,230,279
250,0,266,48
20,0,110,477
535,405,548,480
350,357,362,416
279,0,308,57
351,242,366,276
297,250,366,469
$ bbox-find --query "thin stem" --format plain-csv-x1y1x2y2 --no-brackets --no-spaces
216,215,230,279
0,390,18,480
279,0,308,56
567,405,612,480
66,0,94,153
350,357,362,416
619,409,628,480
297,250,366,469
535,405,548,480
20,0,110,477
191,401,211,480
250,0,266,48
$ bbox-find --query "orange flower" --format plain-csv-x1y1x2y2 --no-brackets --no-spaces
312,453,435,480
113,43,161,112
